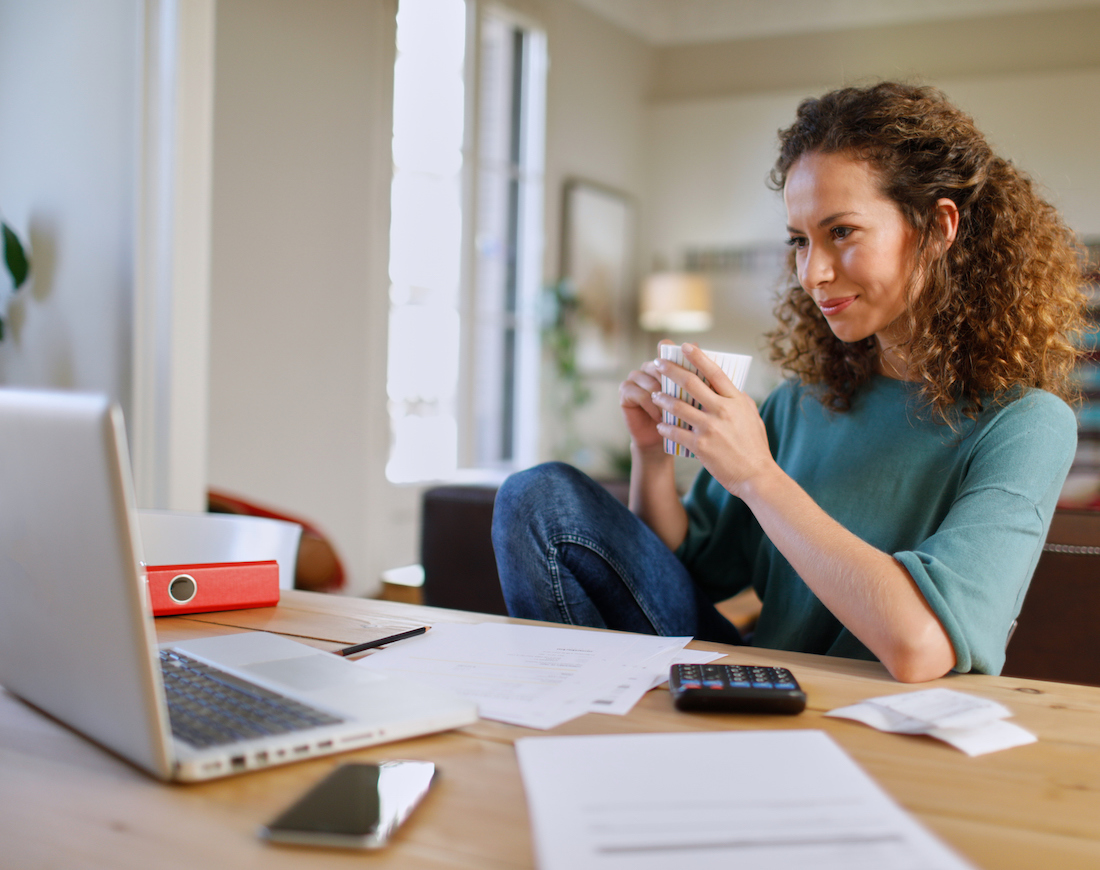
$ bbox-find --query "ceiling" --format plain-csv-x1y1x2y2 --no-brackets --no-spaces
570,0,1100,44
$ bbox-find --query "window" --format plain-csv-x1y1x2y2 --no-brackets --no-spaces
386,0,466,483
387,0,546,483
467,10,546,470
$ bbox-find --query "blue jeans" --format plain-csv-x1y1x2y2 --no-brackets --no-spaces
491,462,742,644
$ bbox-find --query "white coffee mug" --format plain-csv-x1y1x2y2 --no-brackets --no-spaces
658,345,752,458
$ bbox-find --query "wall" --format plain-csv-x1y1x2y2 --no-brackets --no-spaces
206,0,396,596
643,91,799,401
0,0,139,415
534,0,654,476
946,70,1100,238
650,6,1100,102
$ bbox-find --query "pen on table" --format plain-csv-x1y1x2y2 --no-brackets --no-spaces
335,625,428,656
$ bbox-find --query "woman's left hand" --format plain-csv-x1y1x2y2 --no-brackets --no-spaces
652,344,775,497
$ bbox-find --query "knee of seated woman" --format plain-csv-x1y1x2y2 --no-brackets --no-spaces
493,462,616,542
496,461,592,509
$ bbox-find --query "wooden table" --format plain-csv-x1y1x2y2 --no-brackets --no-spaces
3,589,1099,869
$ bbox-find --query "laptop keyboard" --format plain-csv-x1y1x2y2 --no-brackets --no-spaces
159,649,344,748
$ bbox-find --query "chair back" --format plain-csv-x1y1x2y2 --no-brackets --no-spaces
1002,509,1100,686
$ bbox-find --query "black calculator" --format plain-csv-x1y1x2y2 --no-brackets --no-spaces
669,663,806,715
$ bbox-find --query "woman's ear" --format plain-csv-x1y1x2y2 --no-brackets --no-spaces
935,198,960,249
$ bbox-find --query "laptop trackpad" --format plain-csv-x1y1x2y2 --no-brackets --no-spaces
170,631,385,695
243,654,382,693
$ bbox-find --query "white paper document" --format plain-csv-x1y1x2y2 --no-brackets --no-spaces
590,646,726,713
357,622,705,729
516,730,974,870
826,688,1037,756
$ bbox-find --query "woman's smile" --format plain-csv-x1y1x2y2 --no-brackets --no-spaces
817,295,857,317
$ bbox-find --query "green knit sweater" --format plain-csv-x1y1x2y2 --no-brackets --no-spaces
677,375,1076,674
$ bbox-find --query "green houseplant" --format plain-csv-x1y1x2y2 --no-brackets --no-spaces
1,218,29,341
543,279,591,463
542,279,632,478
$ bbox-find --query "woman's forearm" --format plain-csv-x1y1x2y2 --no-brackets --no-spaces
740,466,956,682
628,443,689,552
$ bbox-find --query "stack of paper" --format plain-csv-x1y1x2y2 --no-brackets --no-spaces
356,622,722,729
826,688,1036,756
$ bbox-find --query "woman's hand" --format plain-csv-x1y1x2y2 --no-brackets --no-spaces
619,355,668,454
651,344,775,497
620,343,687,549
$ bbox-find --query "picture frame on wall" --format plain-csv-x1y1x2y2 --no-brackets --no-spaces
560,178,636,376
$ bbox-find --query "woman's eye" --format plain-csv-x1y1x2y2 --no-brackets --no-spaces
831,226,853,241
785,236,807,249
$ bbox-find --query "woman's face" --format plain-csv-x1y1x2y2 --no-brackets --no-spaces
784,150,920,364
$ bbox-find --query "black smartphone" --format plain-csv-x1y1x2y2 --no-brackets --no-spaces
259,760,436,849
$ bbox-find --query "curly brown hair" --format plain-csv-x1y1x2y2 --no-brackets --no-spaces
766,81,1089,422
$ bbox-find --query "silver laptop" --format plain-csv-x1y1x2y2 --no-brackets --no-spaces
0,388,477,781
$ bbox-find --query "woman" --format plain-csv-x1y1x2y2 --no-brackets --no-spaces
492,82,1088,682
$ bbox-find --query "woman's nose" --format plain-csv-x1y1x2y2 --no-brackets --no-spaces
800,244,835,290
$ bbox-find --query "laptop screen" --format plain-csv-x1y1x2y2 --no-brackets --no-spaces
0,389,173,778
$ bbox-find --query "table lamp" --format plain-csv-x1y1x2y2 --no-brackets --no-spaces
638,271,713,333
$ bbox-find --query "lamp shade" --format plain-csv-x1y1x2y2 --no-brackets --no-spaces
639,271,713,333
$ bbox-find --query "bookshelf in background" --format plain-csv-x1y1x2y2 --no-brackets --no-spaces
1060,242,1100,508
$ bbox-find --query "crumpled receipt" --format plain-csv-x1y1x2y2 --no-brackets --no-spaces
826,688,1036,756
